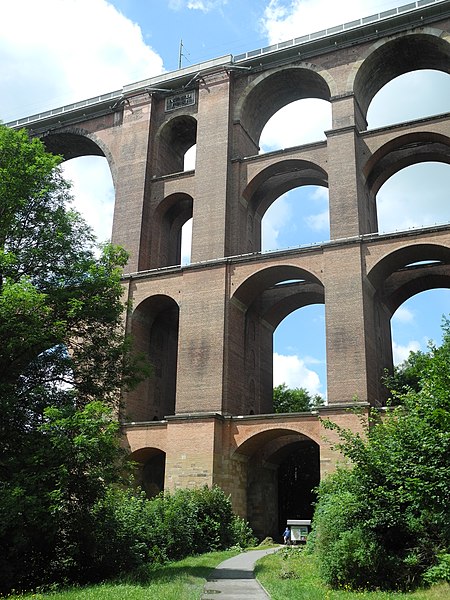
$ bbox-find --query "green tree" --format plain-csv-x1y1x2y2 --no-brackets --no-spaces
273,383,324,413
383,349,432,396
0,125,147,592
312,317,450,591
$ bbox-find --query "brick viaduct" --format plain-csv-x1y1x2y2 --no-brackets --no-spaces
12,0,450,538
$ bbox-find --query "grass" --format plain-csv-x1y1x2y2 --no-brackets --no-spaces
6,547,450,600
5,550,239,600
255,547,450,600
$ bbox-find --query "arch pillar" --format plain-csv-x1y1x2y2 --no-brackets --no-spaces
331,93,366,131
164,414,222,491
323,243,380,404
110,92,154,272
326,125,376,239
175,266,228,414
191,71,233,262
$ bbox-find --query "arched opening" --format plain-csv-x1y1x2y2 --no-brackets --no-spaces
230,266,325,416
130,447,166,499
181,217,192,265
156,115,197,176
391,288,450,366
40,130,115,245
184,144,196,171
367,243,450,404
235,429,320,539
236,67,332,154
152,193,193,267
260,98,331,152
125,295,180,422
62,156,114,243
367,69,450,129
244,160,328,253
262,185,330,251
276,439,320,531
274,304,326,400
354,33,450,125
377,162,450,234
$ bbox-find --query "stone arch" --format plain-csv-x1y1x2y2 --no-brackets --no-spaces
229,265,324,415
125,294,180,422
364,132,450,196
235,65,333,149
245,159,328,215
233,427,320,539
233,426,321,455
368,242,450,313
366,243,450,404
129,447,166,499
243,159,328,251
351,29,450,123
153,192,194,267
155,114,197,176
40,127,117,186
233,264,324,309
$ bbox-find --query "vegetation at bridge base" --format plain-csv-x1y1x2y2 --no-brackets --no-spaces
0,123,147,593
310,318,450,592
89,485,257,576
0,125,256,595
256,547,450,600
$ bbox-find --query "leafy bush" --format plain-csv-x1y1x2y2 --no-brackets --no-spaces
80,485,255,584
423,553,450,585
230,515,258,548
312,318,450,591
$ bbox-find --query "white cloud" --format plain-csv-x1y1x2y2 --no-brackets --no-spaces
0,0,165,247
184,145,197,170
392,306,414,324
261,0,405,44
62,157,115,244
169,0,228,12
305,209,329,232
273,352,322,395
368,70,450,129
377,163,450,234
392,340,421,365
260,99,331,152
0,0,164,123
262,194,293,251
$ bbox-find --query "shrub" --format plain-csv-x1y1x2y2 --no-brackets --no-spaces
423,553,450,585
230,515,258,548
91,485,252,577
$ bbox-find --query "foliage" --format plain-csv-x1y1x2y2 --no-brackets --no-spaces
256,547,450,600
311,318,450,591
0,125,149,594
230,515,258,549
7,550,240,600
74,485,256,582
383,350,432,397
423,553,450,585
273,383,324,413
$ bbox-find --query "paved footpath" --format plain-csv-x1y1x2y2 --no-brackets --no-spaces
201,547,280,599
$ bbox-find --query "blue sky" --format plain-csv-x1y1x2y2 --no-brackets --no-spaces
1,0,449,399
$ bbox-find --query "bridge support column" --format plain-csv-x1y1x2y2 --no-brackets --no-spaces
110,93,153,273
191,71,232,262
324,244,372,404
164,414,223,491
327,94,376,239
175,266,227,414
